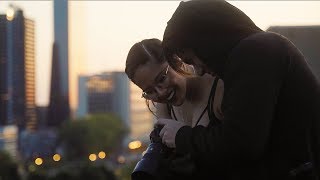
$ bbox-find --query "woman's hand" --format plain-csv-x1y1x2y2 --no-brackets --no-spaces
156,118,187,148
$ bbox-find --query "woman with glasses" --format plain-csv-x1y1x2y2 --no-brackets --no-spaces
125,38,224,179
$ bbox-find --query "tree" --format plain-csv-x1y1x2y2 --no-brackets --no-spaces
0,150,21,180
58,113,128,160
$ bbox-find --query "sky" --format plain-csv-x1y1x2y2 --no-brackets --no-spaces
0,1,320,107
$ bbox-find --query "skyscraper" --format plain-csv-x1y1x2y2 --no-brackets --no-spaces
0,15,8,126
47,43,70,126
0,6,36,156
49,0,87,120
47,0,70,126
24,18,36,130
53,0,69,97
0,6,37,131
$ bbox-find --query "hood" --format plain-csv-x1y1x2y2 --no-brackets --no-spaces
163,0,262,77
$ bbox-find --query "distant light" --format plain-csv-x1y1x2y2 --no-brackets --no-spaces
2,125,17,138
53,154,61,162
6,8,14,21
35,158,43,166
98,151,106,159
89,153,97,161
117,155,125,164
128,140,142,150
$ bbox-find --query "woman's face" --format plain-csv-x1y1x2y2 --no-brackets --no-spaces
177,48,209,75
132,61,187,106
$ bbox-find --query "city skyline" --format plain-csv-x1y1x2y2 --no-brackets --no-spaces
0,1,320,106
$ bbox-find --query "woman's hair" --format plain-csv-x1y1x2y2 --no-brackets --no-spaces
125,38,165,80
126,38,191,79
163,0,262,78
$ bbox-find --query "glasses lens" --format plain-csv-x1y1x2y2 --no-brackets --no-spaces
141,65,169,99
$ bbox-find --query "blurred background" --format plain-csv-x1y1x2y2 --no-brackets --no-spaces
0,1,319,180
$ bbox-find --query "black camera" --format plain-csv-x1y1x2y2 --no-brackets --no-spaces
131,125,172,180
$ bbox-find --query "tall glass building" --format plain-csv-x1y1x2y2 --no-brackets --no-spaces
0,6,37,131
53,0,69,98
0,15,8,126
47,0,70,126
0,6,36,157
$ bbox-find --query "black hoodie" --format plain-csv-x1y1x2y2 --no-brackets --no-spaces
163,0,320,179
163,0,262,78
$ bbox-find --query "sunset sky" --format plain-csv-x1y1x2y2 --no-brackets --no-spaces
1,1,320,107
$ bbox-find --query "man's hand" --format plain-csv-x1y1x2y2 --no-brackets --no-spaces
156,118,187,148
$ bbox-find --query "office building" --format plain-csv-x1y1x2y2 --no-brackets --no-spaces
0,125,18,158
0,6,37,131
77,72,154,141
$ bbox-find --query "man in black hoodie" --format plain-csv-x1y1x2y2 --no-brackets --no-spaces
157,0,320,179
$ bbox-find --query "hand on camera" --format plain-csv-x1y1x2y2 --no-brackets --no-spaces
156,118,187,148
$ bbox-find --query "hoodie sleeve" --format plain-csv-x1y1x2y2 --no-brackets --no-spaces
175,32,289,171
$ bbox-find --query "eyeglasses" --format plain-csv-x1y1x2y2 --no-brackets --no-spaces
141,65,170,99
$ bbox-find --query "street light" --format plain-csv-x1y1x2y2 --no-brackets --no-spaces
89,153,97,161
128,140,142,150
53,154,61,162
35,157,43,166
98,151,106,159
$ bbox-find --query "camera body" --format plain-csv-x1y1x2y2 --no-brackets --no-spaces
131,125,172,180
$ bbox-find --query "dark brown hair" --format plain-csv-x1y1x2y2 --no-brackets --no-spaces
125,39,165,80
